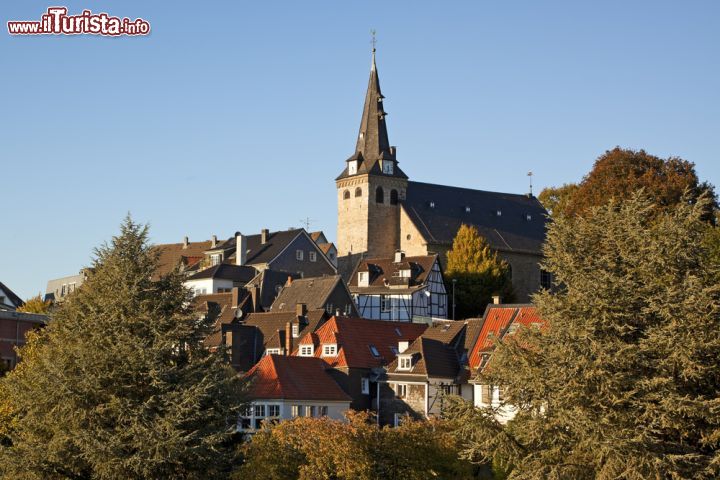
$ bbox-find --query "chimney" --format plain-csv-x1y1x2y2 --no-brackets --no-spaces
231,287,240,307
235,232,247,266
296,303,307,318
285,322,292,355
287,276,293,286
250,286,260,312
211,235,217,248
394,250,405,263
492,295,502,305
182,236,189,249
398,340,409,353
261,228,269,245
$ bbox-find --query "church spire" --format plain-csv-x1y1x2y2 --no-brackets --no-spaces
354,38,394,163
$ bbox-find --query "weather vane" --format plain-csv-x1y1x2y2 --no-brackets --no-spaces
527,171,533,195
370,29,377,52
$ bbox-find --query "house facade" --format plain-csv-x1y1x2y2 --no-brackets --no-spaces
336,48,549,302
0,310,47,371
241,354,351,432
378,319,482,425
348,252,447,322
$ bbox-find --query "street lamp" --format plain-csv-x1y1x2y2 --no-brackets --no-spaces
452,279,457,320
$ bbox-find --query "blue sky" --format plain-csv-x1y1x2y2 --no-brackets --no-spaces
2,1,719,300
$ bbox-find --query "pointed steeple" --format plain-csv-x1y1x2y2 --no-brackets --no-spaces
354,47,393,163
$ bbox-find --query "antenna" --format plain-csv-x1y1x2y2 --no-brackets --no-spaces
299,217,314,231
527,171,533,195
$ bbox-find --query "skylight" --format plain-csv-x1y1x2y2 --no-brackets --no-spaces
369,345,380,358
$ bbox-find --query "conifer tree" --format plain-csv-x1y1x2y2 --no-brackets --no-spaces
0,217,246,479
446,193,720,479
445,224,514,319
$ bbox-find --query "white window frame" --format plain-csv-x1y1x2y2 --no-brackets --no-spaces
381,295,391,312
291,405,301,417
306,405,316,417
396,383,407,398
299,345,314,356
309,251,317,262
322,344,337,357
210,253,222,266
361,377,370,395
267,404,280,417
358,271,369,287
296,249,304,261
398,356,412,371
265,348,281,356
292,323,299,338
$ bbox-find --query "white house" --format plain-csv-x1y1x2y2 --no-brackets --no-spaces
240,354,351,432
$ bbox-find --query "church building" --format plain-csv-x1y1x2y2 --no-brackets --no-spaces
336,48,549,302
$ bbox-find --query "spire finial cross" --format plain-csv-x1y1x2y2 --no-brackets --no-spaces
527,171,533,195
370,29,377,52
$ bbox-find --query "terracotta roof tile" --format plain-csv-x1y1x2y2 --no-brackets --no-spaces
246,355,351,401
153,240,212,278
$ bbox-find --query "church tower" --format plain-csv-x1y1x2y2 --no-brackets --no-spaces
336,47,408,262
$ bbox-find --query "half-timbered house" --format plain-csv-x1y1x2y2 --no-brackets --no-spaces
348,252,447,322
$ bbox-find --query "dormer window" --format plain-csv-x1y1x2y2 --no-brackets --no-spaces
299,344,314,356
465,206,471,213
398,355,413,371
382,161,394,175
292,323,299,338
399,268,411,278
358,271,369,287
210,253,222,266
496,210,502,217
349,160,358,175
429,201,435,208
526,214,532,221
322,344,337,356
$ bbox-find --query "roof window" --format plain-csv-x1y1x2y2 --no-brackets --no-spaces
526,214,532,221
429,201,435,208
369,345,380,358
496,210,502,217
465,206,471,213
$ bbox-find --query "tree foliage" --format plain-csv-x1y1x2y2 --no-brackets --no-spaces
0,217,246,479
537,183,579,218
235,411,476,480
445,224,514,319
556,147,716,220
446,193,720,479
15,294,51,314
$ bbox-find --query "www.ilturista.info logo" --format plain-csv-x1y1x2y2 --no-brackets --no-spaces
7,7,150,36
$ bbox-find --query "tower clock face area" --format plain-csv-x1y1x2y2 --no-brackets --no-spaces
382,161,393,175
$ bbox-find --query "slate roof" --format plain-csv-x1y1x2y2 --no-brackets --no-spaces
386,319,484,380
245,269,301,311
296,316,427,369
217,229,305,267
0,282,24,308
348,254,439,294
246,355,351,402
186,264,256,283
336,51,407,181
271,275,356,315
402,181,548,254
194,290,252,347
153,240,212,278
243,310,328,352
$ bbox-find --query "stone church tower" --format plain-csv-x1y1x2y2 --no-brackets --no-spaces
336,48,408,260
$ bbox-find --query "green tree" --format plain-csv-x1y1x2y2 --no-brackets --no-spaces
0,217,246,480
446,193,720,479
15,294,51,314
445,224,514,319
565,147,716,220
537,183,579,218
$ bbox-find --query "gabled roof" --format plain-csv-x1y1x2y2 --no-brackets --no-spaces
218,229,305,267
402,181,548,254
0,282,24,308
245,269,301,311
347,254,439,294
296,316,427,369
186,263,257,283
246,355,351,402
153,240,212,278
386,321,466,378
271,275,357,316
194,290,252,347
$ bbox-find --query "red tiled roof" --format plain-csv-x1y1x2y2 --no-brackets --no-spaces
294,316,427,368
468,305,545,370
245,354,351,402
468,306,518,369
